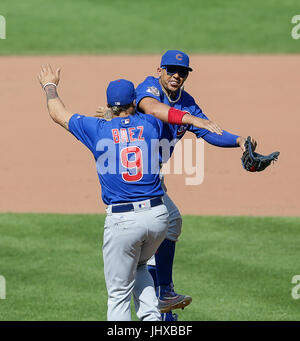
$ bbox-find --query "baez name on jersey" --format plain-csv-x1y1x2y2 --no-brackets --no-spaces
111,126,145,144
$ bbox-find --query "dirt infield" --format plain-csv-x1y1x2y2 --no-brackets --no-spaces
0,55,298,216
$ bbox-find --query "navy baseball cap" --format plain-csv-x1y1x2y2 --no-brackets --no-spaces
160,50,193,71
106,79,136,106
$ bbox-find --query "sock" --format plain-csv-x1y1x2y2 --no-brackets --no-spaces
148,264,177,320
161,312,178,321
155,239,176,289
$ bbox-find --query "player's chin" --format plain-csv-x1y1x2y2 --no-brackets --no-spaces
167,83,181,92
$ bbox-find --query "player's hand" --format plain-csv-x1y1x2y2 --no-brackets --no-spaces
93,106,113,121
38,64,61,89
187,116,223,135
203,119,223,135
94,106,106,118
237,136,257,152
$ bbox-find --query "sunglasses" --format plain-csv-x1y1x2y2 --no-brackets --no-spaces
162,66,189,78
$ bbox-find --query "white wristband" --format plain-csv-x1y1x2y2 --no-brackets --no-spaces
43,82,57,90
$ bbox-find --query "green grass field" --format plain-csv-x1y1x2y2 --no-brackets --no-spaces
0,0,300,54
0,213,299,321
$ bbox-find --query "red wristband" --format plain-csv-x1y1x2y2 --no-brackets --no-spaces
168,107,188,125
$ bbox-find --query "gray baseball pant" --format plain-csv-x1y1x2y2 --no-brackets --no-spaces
147,175,182,267
102,199,169,321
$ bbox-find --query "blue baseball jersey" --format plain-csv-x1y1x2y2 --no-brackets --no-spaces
136,76,239,163
68,113,164,205
136,76,209,140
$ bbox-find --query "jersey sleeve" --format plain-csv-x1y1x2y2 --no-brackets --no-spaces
184,95,210,138
68,114,103,152
136,77,162,111
202,130,239,147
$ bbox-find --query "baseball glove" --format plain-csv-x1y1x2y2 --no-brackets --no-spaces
241,136,280,172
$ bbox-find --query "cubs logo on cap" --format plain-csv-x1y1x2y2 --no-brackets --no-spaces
160,50,193,71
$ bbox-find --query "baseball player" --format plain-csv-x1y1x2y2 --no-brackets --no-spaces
38,65,173,321
134,50,257,320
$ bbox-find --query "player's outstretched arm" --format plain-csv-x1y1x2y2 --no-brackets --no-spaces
139,97,223,135
201,131,257,152
38,64,73,131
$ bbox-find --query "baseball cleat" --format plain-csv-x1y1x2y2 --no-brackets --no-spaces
158,283,192,313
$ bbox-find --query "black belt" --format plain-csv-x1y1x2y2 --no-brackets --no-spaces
111,197,163,213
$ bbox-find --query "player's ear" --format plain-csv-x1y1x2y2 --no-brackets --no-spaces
157,67,163,77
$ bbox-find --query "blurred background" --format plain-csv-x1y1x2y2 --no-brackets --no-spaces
0,0,300,54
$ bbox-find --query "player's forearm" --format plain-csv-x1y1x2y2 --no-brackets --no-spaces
140,98,171,122
45,84,65,119
44,84,71,129
139,97,222,134
139,98,192,125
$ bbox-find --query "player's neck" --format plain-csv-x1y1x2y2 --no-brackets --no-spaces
159,79,182,103
116,112,132,118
